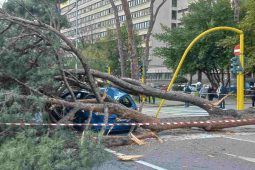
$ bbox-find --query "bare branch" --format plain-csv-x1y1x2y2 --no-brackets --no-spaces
62,2,76,15
54,50,77,102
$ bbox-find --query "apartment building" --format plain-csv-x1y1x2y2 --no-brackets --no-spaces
60,0,191,86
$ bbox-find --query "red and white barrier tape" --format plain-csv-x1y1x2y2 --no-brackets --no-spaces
0,118,255,127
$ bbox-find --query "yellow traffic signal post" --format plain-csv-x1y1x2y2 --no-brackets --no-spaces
155,27,244,118
238,33,245,110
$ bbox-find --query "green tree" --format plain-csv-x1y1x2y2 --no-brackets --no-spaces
3,0,69,30
0,1,109,168
0,128,108,170
154,0,237,86
240,0,255,72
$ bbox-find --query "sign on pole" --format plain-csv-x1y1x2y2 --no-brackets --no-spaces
234,44,240,56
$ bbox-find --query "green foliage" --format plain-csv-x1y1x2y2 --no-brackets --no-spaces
3,0,69,29
240,0,255,71
154,0,237,85
0,0,71,91
0,128,109,170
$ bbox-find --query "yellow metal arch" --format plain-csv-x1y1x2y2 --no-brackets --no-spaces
156,26,244,118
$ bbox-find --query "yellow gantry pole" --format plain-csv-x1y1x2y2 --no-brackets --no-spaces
107,66,111,85
237,33,245,110
155,27,244,118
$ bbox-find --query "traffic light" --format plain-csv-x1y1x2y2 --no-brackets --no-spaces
230,56,243,75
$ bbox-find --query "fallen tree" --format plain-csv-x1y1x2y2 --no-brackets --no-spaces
0,8,255,136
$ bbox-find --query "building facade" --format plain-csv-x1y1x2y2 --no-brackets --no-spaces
61,0,192,86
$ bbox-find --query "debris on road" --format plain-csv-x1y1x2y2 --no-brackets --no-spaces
129,133,146,145
117,155,143,161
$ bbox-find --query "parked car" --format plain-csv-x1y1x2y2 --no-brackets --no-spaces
50,87,137,133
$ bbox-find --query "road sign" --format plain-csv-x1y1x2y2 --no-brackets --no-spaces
234,44,240,56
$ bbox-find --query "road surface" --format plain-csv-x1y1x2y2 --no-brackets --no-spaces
93,104,255,170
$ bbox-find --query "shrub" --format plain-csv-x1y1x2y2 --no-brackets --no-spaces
0,128,109,170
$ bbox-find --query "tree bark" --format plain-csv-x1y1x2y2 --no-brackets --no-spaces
121,0,138,79
71,69,240,117
197,70,202,82
143,0,167,81
109,0,126,77
6,94,255,133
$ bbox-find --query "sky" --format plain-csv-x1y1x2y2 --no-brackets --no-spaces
0,0,5,7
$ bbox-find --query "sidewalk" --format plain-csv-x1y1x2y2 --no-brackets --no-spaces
141,98,253,108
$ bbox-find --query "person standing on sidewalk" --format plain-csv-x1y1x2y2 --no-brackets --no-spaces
183,83,192,107
207,85,214,101
251,87,255,107
199,84,208,99
217,82,227,109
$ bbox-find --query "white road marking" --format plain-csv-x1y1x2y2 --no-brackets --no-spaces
224,153,255,163
135,160,168,170
223,136,255,144
104,148,168,170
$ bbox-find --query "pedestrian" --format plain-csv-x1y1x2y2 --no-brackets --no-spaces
196,82,202,91
152,96,156,104
251,87,255,107
148,96,151,103
207,85,214,101
183,83,192,107
217,82,227,109
199,84,208,99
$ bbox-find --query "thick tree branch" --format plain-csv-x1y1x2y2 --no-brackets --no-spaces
70,69,240,117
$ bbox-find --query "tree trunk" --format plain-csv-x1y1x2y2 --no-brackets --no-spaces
109,0,126,77
197,70,202,82
227,66,231,87
189,73,193,84
143,0,167,82
232,0,240,22
121,0,138,80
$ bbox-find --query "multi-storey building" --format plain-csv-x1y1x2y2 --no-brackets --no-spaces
60,0,191,86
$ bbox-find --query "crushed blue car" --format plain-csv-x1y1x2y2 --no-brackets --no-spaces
50,87,137,133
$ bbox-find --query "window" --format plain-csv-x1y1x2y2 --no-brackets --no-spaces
171,23,177,28
172,0,177,7
172,10,177,20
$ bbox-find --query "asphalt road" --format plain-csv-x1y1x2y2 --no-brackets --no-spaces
141,102,252,118
93,105,255,170
94,126,255,170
